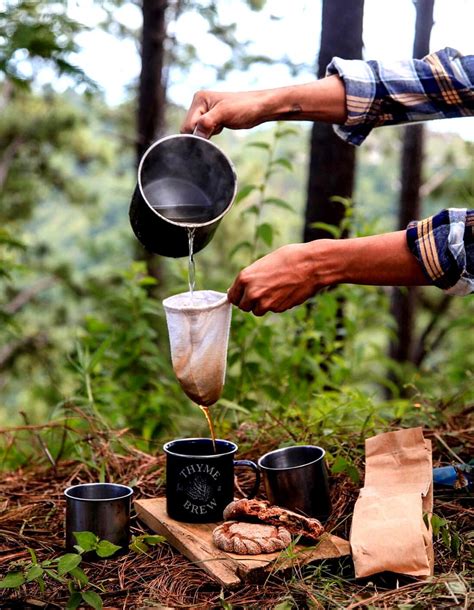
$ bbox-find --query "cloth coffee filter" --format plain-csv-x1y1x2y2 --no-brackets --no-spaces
162,290,232,406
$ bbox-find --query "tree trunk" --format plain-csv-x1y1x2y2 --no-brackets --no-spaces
303,0,364,243
389,0,434,368
136,0,168,282
137,0,168,162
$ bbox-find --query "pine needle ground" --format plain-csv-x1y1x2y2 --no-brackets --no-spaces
0,411,472,609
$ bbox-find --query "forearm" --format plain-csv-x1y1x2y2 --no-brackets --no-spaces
228,231,430,315
257,75,347,124
308,231,429,288
182,75,348,137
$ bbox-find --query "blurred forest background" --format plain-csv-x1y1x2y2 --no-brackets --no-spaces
0,0,473,469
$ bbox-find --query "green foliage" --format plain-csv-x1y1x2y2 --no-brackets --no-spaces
170,1,303,81
0,0,96,89
73,531,121,557
69,262,188,440
0,571,25,588
0,86,111,223
0,227,25,283
0,531,119,608
431,514,464,557
1,109,472,465
331,454,360,484
189,126,405,445
57,553,82,575
129,534,166,555
80,591,103,610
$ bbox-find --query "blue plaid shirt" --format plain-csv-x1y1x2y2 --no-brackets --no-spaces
407,209,474,295
327,47,474,295
327,47,474,146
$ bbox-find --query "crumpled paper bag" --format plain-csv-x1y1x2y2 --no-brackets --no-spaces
350,427,433,578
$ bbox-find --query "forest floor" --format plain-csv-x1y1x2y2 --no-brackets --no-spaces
0,410,472,609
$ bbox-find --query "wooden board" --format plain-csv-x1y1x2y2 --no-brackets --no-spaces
135,497,351,587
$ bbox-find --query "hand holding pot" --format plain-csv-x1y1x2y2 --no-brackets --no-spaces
130,134,236,258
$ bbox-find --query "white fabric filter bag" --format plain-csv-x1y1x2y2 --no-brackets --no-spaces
162,290,232,406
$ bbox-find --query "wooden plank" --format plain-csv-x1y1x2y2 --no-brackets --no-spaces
135,497,350,587
135,498,241,587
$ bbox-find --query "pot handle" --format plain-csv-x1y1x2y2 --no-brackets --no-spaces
193,124,211,139
234,460,261,499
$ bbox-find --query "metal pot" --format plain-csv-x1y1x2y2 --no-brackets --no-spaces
129,134,237,258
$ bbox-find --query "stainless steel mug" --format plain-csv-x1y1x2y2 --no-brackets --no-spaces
164,438,260,523
258,445,331,522
129,134,237,258
64,483,134,552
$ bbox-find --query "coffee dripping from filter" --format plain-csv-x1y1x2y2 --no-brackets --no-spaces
162,290,232,451
130,134,236,450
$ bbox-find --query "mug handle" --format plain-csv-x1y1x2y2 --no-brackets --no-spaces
234,460,261,499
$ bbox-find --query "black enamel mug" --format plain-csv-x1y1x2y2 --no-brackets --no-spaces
129,134,237,258
164,438,260,523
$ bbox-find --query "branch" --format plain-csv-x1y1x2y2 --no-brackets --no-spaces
419,167,453,199
0,332,49,370
0,80,14,111
4,276,57,315
20,410,56,468
0,136,23,189
413,294,451,366
0,422,65,434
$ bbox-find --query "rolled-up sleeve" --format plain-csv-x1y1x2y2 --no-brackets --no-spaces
406,208,474,295
326,47,474,146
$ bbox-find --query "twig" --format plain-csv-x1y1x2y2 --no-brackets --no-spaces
346,580,427,609
0,422,66,434
0,333,49,370
20,411,56,468
4,276,57,315
419,167,453,198
413,295,451,366
433,433,466,465
265,410,299,442
0,136,23,188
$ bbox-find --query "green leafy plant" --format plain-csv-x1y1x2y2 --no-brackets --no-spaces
73,531,122,558
129,533,166,555
218,125,401,437
67,262,188,443
431,513,463,557
0,531,121,609
331,454,361,484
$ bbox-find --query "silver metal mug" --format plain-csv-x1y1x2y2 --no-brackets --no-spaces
64,483,134,552
129,134,237,258
258,445,332,522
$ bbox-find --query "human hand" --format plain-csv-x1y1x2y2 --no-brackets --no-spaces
180,89,274,139
227,243,330,316
227,231,429,316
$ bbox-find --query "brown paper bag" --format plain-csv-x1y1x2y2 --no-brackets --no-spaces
350,427,433,578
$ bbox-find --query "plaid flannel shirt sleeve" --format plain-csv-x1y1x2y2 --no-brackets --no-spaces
326,47,474,146
406,208,474,295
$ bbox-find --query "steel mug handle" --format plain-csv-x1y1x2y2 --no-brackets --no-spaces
193,124,211,139
234,459,261,499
